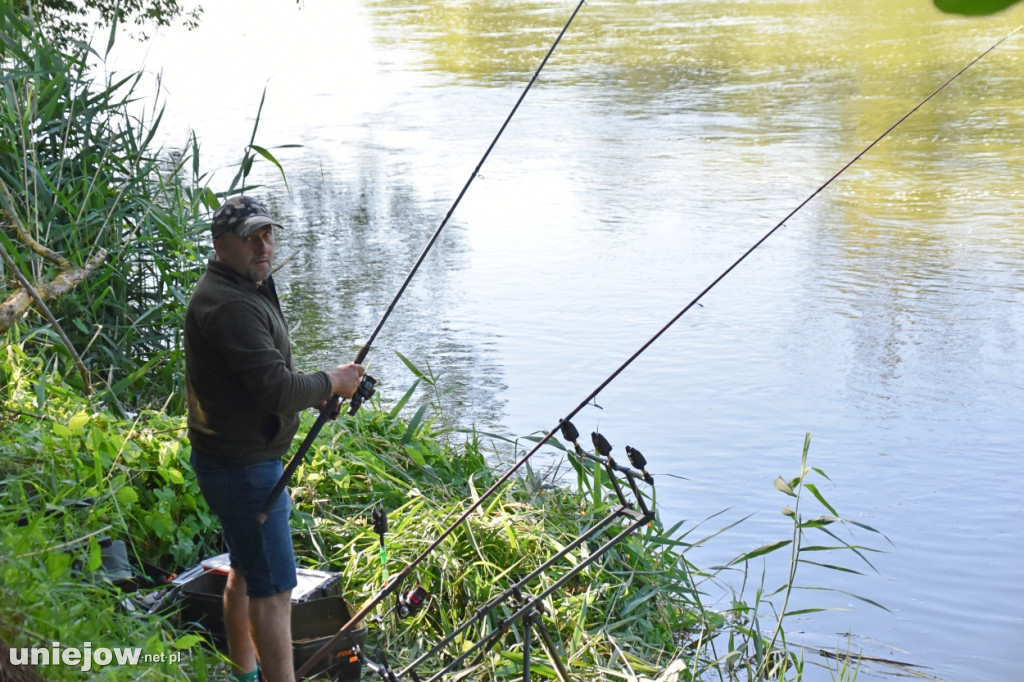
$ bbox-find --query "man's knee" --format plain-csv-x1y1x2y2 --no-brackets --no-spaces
224,569,249,609
249,589,292,619
225,568,247,593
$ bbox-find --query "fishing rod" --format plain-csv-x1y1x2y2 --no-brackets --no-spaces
394,422,654,682
294,23,1021,678
256,0,589,526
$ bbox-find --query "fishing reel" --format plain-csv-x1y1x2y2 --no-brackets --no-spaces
348,374,378,415
371,503,428,621
397,584,428,619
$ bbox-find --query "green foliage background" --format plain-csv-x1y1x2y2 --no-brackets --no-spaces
1,3,210,414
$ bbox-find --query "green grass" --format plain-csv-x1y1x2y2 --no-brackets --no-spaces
0,342,889,681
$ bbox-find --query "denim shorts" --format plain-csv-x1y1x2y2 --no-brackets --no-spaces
191,453,297,599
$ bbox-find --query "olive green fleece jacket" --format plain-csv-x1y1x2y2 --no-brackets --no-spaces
184,260,332,464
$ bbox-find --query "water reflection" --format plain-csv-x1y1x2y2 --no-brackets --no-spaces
269,153,507,429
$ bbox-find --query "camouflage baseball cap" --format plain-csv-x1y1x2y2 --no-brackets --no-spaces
210,196,283,238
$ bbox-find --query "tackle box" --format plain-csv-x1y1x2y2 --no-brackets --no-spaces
172,555,365,680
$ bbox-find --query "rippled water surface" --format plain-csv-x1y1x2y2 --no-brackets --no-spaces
112,1,1024,678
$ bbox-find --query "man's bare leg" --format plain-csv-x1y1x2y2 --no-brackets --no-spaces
223,569,258,675
249,589,295,682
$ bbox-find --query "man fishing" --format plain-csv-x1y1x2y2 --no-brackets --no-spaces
184,195,364,682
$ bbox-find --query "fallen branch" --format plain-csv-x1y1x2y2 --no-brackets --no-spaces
0,248,108,333
0,248,108,394
6,221,72,270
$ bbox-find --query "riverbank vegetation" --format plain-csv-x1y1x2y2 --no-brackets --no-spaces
1,5,891,681
1,342,887,681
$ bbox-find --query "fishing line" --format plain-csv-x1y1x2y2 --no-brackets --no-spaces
296,21,1021,680
352,0,588,366
258,0,588,526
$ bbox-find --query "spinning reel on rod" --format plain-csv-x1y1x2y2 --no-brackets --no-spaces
356,503,430,682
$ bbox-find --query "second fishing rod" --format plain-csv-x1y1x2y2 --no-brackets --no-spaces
281,3,591,676
292,21,1021,679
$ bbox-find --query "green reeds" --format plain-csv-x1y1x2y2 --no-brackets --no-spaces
1,5,205,412
1,8,293,416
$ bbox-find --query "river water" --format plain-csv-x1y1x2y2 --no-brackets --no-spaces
108,0,1024,679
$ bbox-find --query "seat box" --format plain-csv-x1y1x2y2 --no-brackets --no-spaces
291,596,365,680
174,568,366,680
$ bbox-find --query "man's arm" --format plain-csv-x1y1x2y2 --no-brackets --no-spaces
204,298,332,416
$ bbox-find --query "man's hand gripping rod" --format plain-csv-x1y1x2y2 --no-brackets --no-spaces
288,1,589,676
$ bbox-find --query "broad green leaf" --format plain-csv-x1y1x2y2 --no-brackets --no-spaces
798,559,864,575
47,551,72,580
116,486,139,504
249,144,290,189
935,0,1022,14
834,589,892,612
173,634,204,650
732,540,792,564
34,372,46,410
402,403,429,446
68,411,90,432
387,378,421,420
804,483,838,516
87,536,102,571
405,445,427,467
394,350,427,380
